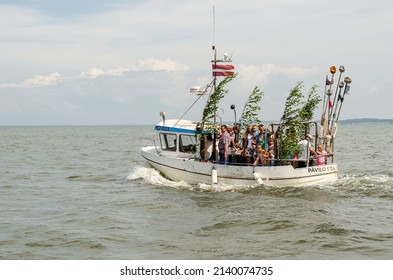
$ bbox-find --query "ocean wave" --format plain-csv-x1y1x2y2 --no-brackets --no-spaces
334,174,393,197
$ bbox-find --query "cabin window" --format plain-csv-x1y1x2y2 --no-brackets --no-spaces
159,133,177,151
179,134,196,153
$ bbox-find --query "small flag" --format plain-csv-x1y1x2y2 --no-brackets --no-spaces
212,64,234,76
329,100,333,109
338,93,343,102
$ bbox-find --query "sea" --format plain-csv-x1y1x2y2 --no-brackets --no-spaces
1,123,393,260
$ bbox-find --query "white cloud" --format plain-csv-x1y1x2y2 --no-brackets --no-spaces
79,59,188,79
0,72,61,88
132,58,189,72
79,66,130,79
79,68,106,79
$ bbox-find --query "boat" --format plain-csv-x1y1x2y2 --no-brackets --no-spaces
141,46,352,187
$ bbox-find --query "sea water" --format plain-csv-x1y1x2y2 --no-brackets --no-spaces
1,123,393,259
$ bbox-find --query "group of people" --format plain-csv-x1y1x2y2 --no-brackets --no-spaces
217,123,329,167
217,124,275,166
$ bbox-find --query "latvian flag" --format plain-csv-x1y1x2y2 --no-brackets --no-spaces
212,64,235,76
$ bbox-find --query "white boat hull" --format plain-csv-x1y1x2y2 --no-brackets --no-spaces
141,146,338,187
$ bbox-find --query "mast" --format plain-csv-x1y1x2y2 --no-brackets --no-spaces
211,6,218,161
206,6,234,162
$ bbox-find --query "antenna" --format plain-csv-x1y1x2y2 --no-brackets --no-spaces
212,6,216,49
228,49,236,60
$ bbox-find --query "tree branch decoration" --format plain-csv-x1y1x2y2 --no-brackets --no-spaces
197,73,237,132
279,82,305,159
240,86,264,132
278,82,321,160
298,85,321,134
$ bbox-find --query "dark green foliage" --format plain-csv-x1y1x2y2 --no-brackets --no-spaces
279,82,304,159
197,74,237,132
241,86,264,133
278,82,321,159
299,85,321,134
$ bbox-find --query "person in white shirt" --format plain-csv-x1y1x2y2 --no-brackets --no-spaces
297,134,316,168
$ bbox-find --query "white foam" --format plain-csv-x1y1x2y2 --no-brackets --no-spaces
197,182,258,192
128,166,193,190
128,166,261,192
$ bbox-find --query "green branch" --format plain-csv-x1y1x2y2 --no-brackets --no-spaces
278,82,321,159
241,86,264,131
197,74,237,132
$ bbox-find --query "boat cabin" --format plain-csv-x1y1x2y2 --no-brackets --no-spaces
154,119,198,157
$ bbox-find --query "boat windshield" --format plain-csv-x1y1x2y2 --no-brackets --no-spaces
159,133,177,151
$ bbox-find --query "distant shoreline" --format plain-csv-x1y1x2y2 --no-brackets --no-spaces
339,118,393,124
1,118,392,126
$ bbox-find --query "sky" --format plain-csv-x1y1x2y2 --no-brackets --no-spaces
0,0,392,125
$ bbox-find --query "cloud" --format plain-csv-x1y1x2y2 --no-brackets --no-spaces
79,68,108,79
79,58,189,79
0,72,61,88
132,58,190,72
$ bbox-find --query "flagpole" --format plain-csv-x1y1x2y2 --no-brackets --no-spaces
330,82,344,130
321,75,328,126
212,6,218,162
321,66,335,127
325,67,336,123
320,66,335,141
334,77,352,125
328,65,345,129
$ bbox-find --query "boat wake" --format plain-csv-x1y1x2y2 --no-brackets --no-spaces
128,166,260,192
129,166,393,197
128,166,193,190
334,173,393,197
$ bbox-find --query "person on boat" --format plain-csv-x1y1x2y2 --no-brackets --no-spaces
256,124,267,150
253,145,269,166
316,144,327,166
297,134,316,168
324,128,333,153
204,133,213,161
171,139,177,151
242,125,256,166
252,125,258,137
231,125,240,147
218,125,230,164
226,126,238,163
227,126,237,149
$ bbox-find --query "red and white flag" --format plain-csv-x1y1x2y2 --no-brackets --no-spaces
212,64,235,76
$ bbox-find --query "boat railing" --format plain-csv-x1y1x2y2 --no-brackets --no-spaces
141,137,160,154
201,153,335,168
195,120,335,168
265,120,335,167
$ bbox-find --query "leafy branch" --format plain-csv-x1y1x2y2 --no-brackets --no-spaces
241,86,264,132
298,85,321,134
278,82,322,160
197,73,237,132
279,82,305,159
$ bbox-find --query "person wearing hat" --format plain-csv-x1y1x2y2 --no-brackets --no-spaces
297,134,316,168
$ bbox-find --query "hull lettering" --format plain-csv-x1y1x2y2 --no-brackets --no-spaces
308,166,336,173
